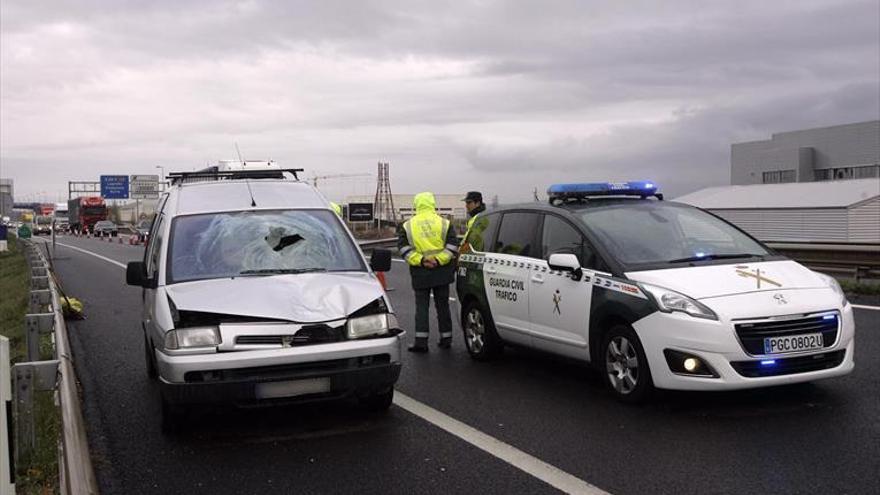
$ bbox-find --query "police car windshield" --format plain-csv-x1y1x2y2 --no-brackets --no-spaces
576,202,770,268
167,209,365,283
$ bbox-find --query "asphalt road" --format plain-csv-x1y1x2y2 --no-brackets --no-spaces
40,234,880,494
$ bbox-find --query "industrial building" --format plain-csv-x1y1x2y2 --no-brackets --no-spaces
675,179,880,244
731,120,879,185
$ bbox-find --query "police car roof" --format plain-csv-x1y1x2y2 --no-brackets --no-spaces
169,179,328,216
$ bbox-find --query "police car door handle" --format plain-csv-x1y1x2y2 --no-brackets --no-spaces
531,274,544,283
485,266,497,274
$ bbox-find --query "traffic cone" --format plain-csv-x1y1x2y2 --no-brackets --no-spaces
376,272,387,291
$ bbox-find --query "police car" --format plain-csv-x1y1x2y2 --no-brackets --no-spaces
126,162,403,431
456,181,854,402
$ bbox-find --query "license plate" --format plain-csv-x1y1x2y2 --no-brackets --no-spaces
255,378,331,399
763,333,825,355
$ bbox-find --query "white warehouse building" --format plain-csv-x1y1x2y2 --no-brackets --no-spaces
675,179,880,244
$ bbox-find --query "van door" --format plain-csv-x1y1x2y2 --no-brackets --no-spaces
484,212,541,347
529,214,594,360
143,212,166,347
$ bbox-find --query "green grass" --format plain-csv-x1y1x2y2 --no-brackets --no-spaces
839,279,880,296
1,236,61,494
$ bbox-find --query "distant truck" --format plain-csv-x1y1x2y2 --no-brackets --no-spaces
37,204,55,216
68,196,108,233
55,202,70,231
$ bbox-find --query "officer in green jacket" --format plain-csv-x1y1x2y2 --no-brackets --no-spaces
460,191,488,253
398,192,459,352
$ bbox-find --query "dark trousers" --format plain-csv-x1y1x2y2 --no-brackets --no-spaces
414,284,452,345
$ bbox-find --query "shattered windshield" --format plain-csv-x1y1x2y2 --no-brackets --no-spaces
167,209,365,283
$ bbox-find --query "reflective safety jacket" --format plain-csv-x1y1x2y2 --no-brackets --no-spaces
461,203,487,253
330,202,343,218
397,192,459,289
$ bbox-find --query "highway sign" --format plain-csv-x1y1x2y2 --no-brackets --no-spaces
348,202,374,222
130,175,160,199
100,175,129,199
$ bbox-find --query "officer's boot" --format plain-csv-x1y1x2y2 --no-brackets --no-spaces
408,337,428,353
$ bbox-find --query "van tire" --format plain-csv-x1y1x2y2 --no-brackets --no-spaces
359,387,394,412
601,324,653,403
144,334,157,380
462,301,502,361
160,397,186,434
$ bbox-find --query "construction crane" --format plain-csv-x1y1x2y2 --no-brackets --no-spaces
310,173,373,189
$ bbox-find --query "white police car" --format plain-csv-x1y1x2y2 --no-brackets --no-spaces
126,162,403,431
456,181,854,402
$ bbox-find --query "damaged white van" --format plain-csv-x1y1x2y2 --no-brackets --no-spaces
126,163,402,431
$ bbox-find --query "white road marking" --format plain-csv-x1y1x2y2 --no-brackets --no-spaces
53,241,611,495
394,392,609,495
49,241,128,269
851,304,880,311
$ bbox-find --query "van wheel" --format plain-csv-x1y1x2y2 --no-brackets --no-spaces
160,397,186,434
462,302,502,361
602,324,653,403
144,334,157,380
359,387,394,412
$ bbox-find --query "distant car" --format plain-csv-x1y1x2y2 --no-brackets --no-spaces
93,221,119,236
134,219,152,241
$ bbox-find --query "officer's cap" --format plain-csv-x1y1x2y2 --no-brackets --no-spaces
462,191,483,203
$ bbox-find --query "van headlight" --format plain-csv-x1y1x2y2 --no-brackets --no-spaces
814,272,848,306
164,327,221,349
347,314,398,339
640,283,718,320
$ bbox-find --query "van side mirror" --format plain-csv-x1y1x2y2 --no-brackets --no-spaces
548,253,583,281
126,261,149,287
370,248,392,272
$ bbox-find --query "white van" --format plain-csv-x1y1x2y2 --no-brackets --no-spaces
126,165,403,431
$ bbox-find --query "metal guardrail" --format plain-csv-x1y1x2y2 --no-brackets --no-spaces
767,242,880,280
14,240,98,495
356,237,398,250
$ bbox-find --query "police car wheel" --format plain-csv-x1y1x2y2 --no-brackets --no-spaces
602,325,653,403
144,334,157,380
462,302,502,360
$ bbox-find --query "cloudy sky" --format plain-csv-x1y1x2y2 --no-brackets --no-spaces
1,0,878,203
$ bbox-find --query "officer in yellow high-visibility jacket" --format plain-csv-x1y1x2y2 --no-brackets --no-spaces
398,192,459,352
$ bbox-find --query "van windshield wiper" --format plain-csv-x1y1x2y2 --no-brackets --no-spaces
238,268,327,276
668,253,765,264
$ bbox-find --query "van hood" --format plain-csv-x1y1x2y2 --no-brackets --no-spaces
164,272,384,323
625,260,828,300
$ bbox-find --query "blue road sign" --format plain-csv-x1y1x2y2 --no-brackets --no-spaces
100,175,129,199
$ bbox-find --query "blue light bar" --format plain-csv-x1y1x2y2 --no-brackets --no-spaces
547,180,659,201
822,315,836,320
760,360,776,366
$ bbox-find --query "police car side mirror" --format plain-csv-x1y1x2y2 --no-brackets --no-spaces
370,248,392,272
126,261,149,287
548,253,583,281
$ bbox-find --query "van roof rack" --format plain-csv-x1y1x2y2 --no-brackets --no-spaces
168,167,305,185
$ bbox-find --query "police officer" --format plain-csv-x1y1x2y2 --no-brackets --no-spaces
330,201,343,218
398,192,459,352
460,191,488,252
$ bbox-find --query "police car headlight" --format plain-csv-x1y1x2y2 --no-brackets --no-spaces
347,314,398,339
164,327,221,349
814,272,848,307
640,284,718,320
